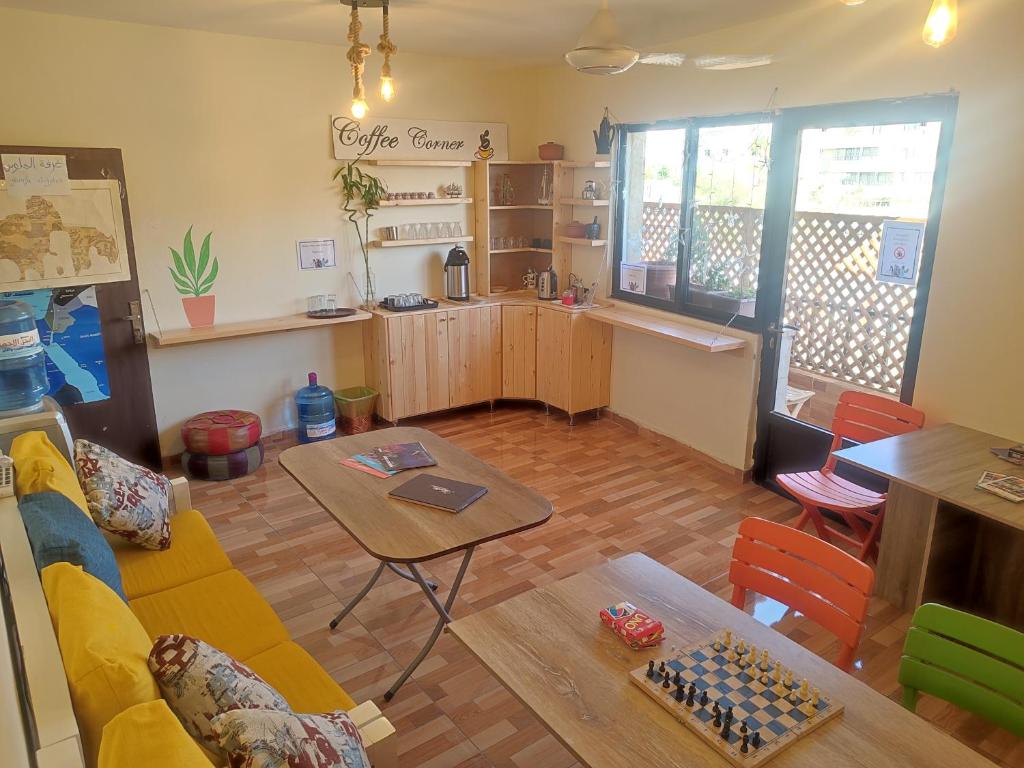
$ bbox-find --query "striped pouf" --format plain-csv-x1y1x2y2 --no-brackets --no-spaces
182,410,262,456
182,441,264,482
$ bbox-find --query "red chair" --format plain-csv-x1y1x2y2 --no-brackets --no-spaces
776,391,925,562
729,517,874,671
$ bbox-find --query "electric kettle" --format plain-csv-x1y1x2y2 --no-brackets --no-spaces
537,267,558,300
444,245,471,301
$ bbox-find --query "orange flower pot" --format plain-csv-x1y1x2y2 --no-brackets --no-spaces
182,295,216,328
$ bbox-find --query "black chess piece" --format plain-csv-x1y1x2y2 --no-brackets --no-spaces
673,670,681,687
741,734,749,754
685,684,695,707
712,709,722,728
662,672,671,690
674,682,686,702
725,706,734,725
646,660,655,678
712,701,720,717
699,689,708,707
740,721,748,735
658,661,666,679
720,719,731,740
752,731,761,749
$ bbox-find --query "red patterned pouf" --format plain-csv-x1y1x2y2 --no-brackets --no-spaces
182,410,262,456
182,441,264,482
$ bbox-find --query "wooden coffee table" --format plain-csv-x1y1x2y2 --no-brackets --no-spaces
449,553,997,767
279,426,552,700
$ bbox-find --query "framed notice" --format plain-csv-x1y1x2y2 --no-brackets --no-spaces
620,264,647,295
876,220,925,286
332,117,508,162
296,239,337,270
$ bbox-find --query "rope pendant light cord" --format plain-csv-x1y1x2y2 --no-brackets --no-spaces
346,1,371,107
377,0,398,81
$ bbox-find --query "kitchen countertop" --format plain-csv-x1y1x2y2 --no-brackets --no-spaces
370,291,602,318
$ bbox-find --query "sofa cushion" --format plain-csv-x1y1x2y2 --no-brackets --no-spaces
75,439,173,551
211,709,370,768
98,700,215,768
41,563,161,768
149,634,290,755
10,431,90,516
20,491,126,601
112,509,232,600
245,641,356,713
129,569,289,661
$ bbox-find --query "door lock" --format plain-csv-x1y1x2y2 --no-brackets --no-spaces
123,300,144,344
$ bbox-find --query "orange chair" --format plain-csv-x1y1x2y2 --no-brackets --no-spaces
729,517,874,671
777,391,926,562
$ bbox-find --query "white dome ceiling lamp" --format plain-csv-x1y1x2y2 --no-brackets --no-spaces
344,0,399,120
564,1,773,76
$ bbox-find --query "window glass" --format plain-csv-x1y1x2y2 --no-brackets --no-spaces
685,123,772,319
619,129,685,301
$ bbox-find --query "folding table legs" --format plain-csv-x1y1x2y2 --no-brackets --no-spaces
326,548,476,701
384,546,475,701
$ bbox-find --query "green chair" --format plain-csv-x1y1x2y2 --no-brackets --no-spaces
899,603,1024,737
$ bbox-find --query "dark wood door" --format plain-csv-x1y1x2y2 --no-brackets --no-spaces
1,146,160,468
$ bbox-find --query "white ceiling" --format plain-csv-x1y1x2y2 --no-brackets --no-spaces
0,0,815,62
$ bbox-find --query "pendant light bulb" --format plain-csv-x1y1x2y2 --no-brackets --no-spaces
351,98,368,120
922,0,958,48
839,0,866,6
380,75,395,102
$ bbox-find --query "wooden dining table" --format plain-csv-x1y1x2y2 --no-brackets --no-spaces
449,553,996,768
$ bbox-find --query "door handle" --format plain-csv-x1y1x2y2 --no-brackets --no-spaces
123,300,144,344
767,322,800,335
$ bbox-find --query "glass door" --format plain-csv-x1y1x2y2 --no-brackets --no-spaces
753,96,958,489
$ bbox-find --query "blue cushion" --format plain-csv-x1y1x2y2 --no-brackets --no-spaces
19,492,127,602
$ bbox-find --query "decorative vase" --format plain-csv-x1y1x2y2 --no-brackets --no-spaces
182,295,216,328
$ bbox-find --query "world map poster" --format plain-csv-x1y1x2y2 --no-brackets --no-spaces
0,179,131,291
2,287,110,405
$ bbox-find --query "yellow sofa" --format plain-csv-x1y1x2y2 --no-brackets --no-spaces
0,418,395,768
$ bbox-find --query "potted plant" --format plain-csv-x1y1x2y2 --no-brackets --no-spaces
710,285,757,314
168,226,219,328
334,160,387,310
689,263,730,308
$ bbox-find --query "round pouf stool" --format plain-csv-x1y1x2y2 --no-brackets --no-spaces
182,442,264,482
182,410,262,455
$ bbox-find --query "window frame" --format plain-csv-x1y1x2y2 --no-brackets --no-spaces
611,111,774,332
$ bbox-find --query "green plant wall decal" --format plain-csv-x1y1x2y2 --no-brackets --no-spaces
168,226,219,297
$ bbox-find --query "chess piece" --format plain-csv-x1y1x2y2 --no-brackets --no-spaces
727,645,738,663
811,687,820,708
713,637,721,652
720,719,731,740
741,734,749,754
646,660,655,678
674,681,686,702
784,669,794,690
724,629,733,649
760,649,770,672
685,684,696,707
662,672,672,690
799,679,809,701
752,731,761,749
713,708,722,728
674,671,682,687
725,706,734,725
746,647,757,671
699,689,708,707
658,661,666,677
801,686,821,715
740,721,748,735
737,640,746,656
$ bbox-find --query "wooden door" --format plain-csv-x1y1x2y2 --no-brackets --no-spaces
536,307,570,412
386,312,449,419
0,146,160,467
501,305,536,399
448,306,501,408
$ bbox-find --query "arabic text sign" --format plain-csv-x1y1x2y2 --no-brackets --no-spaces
1,154,71,196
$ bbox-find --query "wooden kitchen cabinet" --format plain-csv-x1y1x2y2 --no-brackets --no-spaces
536,306,612,420
501,305,537,399
448,307,502,408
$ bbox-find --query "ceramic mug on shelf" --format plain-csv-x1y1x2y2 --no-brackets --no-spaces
381,226,400,241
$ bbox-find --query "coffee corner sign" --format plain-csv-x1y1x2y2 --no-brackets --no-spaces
331,116,508,162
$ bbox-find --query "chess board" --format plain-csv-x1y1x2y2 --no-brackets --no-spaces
629,636,843,767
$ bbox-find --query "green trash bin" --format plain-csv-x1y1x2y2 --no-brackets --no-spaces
334,386,378,435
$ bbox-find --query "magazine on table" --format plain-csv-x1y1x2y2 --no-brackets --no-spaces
373,441,437,471
976,471,1024,503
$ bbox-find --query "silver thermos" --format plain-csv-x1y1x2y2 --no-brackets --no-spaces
444,245,470,301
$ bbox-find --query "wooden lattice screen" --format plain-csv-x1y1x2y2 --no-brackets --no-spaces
636,202,915,394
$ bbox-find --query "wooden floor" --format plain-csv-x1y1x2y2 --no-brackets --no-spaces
187,403,1022,768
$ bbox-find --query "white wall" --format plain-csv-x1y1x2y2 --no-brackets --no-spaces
534,0,1024,468
0,8,537,453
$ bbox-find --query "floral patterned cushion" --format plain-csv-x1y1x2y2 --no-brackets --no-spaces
212,708,370,768
148,634,290,754
74,439,172,550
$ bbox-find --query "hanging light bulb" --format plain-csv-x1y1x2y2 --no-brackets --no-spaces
377,0,398,103
351,98,368,119
839,0,866,6
346,1,371,119
922,0,958,47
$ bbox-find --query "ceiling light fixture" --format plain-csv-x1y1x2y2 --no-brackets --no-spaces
377,0,397,102
922,0,958,47
839,0,866,6
346,0,371,119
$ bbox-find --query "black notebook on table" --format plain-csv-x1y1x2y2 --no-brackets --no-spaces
388,473,487,513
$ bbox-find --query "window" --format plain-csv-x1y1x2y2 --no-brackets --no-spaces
613,117,772,324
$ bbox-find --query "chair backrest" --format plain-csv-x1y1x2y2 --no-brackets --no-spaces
899,603,1024,737
729,517,874,652
824,391,926,472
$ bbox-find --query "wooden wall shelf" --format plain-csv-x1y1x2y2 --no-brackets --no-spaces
491,205,553,211
560,198,609,207
364,160,472,167
558,160,611,168
148,311,371,348
559,237,607,247
490,247,553,254
490,160,553,166
586,306,747,353
370,236,474,248
378,197,472,207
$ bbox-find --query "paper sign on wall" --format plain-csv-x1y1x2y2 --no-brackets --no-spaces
332,117,508,162
1,154,71,196
876,220,925,286
296,239,337,270
620,264,647,295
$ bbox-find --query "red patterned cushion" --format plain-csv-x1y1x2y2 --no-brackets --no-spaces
182,411,262,456
149,634,290,755
74,439,172,551
212,709,370,768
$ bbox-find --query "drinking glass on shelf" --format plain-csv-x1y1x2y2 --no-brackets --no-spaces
452,222,463,238
425,222,438,239
440,222,453,239
415,222,429,239
400,224,415,240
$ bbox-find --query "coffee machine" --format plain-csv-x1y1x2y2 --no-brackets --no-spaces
444,245,470,301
